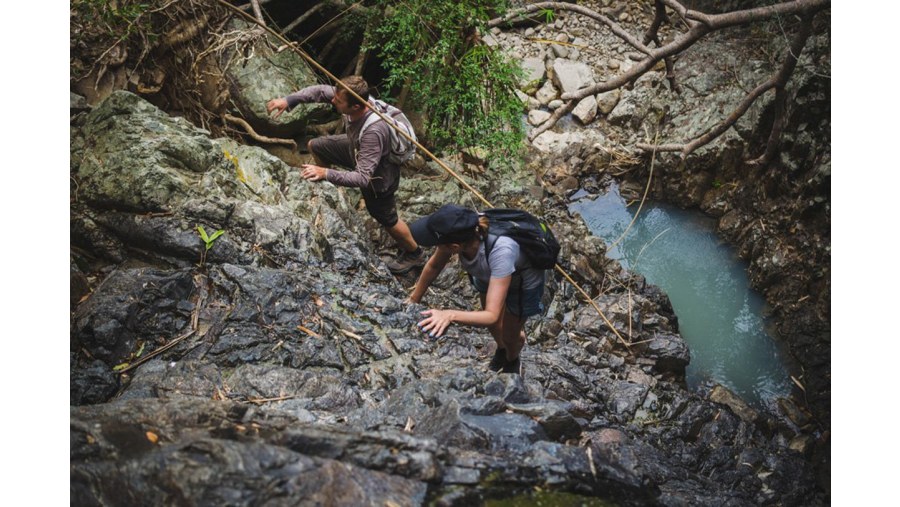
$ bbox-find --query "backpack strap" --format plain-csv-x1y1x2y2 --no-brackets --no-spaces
359,111,382,141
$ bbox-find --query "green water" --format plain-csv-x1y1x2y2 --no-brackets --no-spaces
569,184,793,408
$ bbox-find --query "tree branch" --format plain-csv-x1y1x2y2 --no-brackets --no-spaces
749,14,815,166
528,100,577,141
489,2,652,55
249,0,266,26
702,0,829,30
643,0,679,92
636,14,816,160
281,3,324,35
528,0,829,141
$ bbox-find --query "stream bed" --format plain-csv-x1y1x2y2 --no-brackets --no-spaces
569,184,794,409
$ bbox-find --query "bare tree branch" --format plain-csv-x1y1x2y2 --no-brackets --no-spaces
700,0,827,29
643,0,679,92
238,0,275,11
659,0,691,26
354,45,368,76
748,14,815,166
636,13,815,159
527,0,829,143
249,0,266,26
281,3,324,35
489,2,652,55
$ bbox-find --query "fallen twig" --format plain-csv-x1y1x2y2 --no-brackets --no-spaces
244,394,299,405
117,329,197,374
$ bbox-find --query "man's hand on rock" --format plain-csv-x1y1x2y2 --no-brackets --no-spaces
266,98,288,119
301,164,327,182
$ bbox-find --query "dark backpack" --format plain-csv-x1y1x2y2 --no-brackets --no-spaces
483,208,560,270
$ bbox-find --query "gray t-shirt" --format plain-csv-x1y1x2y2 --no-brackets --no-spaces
458,235,545,290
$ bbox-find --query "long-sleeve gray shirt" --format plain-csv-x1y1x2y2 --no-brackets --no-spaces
285,85,399,194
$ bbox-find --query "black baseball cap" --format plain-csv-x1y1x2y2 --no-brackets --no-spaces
409,204,479,246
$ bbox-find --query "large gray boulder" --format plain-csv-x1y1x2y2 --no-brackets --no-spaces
572,94,598,125
551,58,596,95
519,57,546,92
223,19,333,138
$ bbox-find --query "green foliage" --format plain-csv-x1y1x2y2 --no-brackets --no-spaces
196,225,225,266
539,8,555,24
72,0,151,37
364,0,524,166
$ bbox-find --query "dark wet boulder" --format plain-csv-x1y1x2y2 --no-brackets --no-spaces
73,268,194,364
70,400,428,507
640,332,691,376
70,358,119,406
507,401,583,441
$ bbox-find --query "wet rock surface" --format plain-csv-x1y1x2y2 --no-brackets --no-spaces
70,86,824,505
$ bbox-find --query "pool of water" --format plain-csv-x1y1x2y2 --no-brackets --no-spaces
569,183,793,409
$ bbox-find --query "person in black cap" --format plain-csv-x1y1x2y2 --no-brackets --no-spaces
407,205,546,375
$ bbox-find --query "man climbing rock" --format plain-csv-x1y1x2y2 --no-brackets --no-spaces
267,76,425,274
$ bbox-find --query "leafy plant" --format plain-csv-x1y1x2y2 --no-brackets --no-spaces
364,0,524,167
196,225,225,266
539,8,555,24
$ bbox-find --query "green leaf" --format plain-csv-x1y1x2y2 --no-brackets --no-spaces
135,342,145,358
197,225,209,243
113,362,130,371
209,230,225,242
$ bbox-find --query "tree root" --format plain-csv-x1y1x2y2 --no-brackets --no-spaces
224,114,297,150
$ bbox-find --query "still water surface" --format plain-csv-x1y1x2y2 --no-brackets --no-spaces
569,184,793,408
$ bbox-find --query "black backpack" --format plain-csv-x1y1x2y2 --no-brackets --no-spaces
483,208,560,270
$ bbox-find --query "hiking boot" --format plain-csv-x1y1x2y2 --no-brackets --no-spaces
488,348,507,372
500,356,521,375
387,248,426,274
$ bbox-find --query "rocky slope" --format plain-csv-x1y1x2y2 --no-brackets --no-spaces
70,1,829,503
70,86,823,504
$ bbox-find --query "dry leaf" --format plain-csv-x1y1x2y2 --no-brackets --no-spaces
790,375,806,393
86,434,96,445
146,431,159,444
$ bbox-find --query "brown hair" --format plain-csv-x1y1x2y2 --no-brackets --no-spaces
476,215,490,240
336,75,369,108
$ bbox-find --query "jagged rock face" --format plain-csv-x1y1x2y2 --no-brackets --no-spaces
70,91,822,505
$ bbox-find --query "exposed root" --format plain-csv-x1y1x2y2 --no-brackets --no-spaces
224,114,298,149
